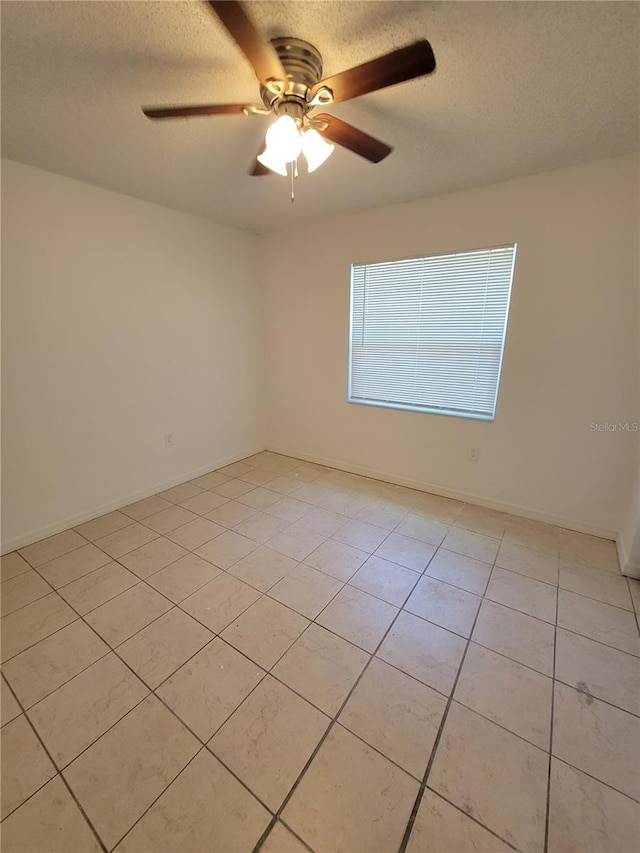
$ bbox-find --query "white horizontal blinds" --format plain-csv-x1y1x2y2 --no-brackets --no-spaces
350,245,516,419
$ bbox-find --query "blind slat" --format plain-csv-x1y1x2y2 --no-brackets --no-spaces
349,244,517,420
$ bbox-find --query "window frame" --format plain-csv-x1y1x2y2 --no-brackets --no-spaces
347,243,517,422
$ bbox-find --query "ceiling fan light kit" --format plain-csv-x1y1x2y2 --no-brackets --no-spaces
257,115,335,177
142,0,436,197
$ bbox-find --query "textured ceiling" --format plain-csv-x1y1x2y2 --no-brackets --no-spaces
2,1,639,233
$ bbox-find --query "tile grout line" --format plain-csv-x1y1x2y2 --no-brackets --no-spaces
2,647,113,715
543,576,561,853
266,822,316,853
550,675,637,719
97,540,396,850
1,560,185,820
50,519,358,844
554,581,640,614
54,578,141,620
396,558,514,853
473,602,638,659
1,579,54,618
0,676,109,853
251,524,434,852
39,597,281,847
0,565,32,583
107,743,253,852
256,541,521,853
628,577,640,635
551,757,640,804
462,635,638,718
426,784,522,851
83,666,277,837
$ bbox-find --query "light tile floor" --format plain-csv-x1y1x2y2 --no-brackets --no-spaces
1,451,639,852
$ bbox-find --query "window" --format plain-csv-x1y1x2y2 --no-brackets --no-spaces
349,244,517,420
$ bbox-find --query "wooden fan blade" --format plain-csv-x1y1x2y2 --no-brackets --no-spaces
207,1,286,88
315,114,392,163
142,103,257,119
311,40,435,105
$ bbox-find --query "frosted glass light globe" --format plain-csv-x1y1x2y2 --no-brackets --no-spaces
264,115,302,163
256,147,288,176
301,128,335,173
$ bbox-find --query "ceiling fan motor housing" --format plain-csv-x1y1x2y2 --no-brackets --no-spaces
260,37,324,113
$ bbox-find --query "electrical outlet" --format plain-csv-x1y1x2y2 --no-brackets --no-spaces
468,446,480,462
164,432,174,447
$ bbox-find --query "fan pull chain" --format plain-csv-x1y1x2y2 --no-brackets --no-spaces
289,158,298,203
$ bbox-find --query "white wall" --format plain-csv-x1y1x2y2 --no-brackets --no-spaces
260,154,639,538
1,159,260,551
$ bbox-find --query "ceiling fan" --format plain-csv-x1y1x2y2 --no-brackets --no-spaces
142,1,436,181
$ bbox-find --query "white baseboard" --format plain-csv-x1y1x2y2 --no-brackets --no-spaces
265,443,619,541
1,446,263,555
5,442,625,561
